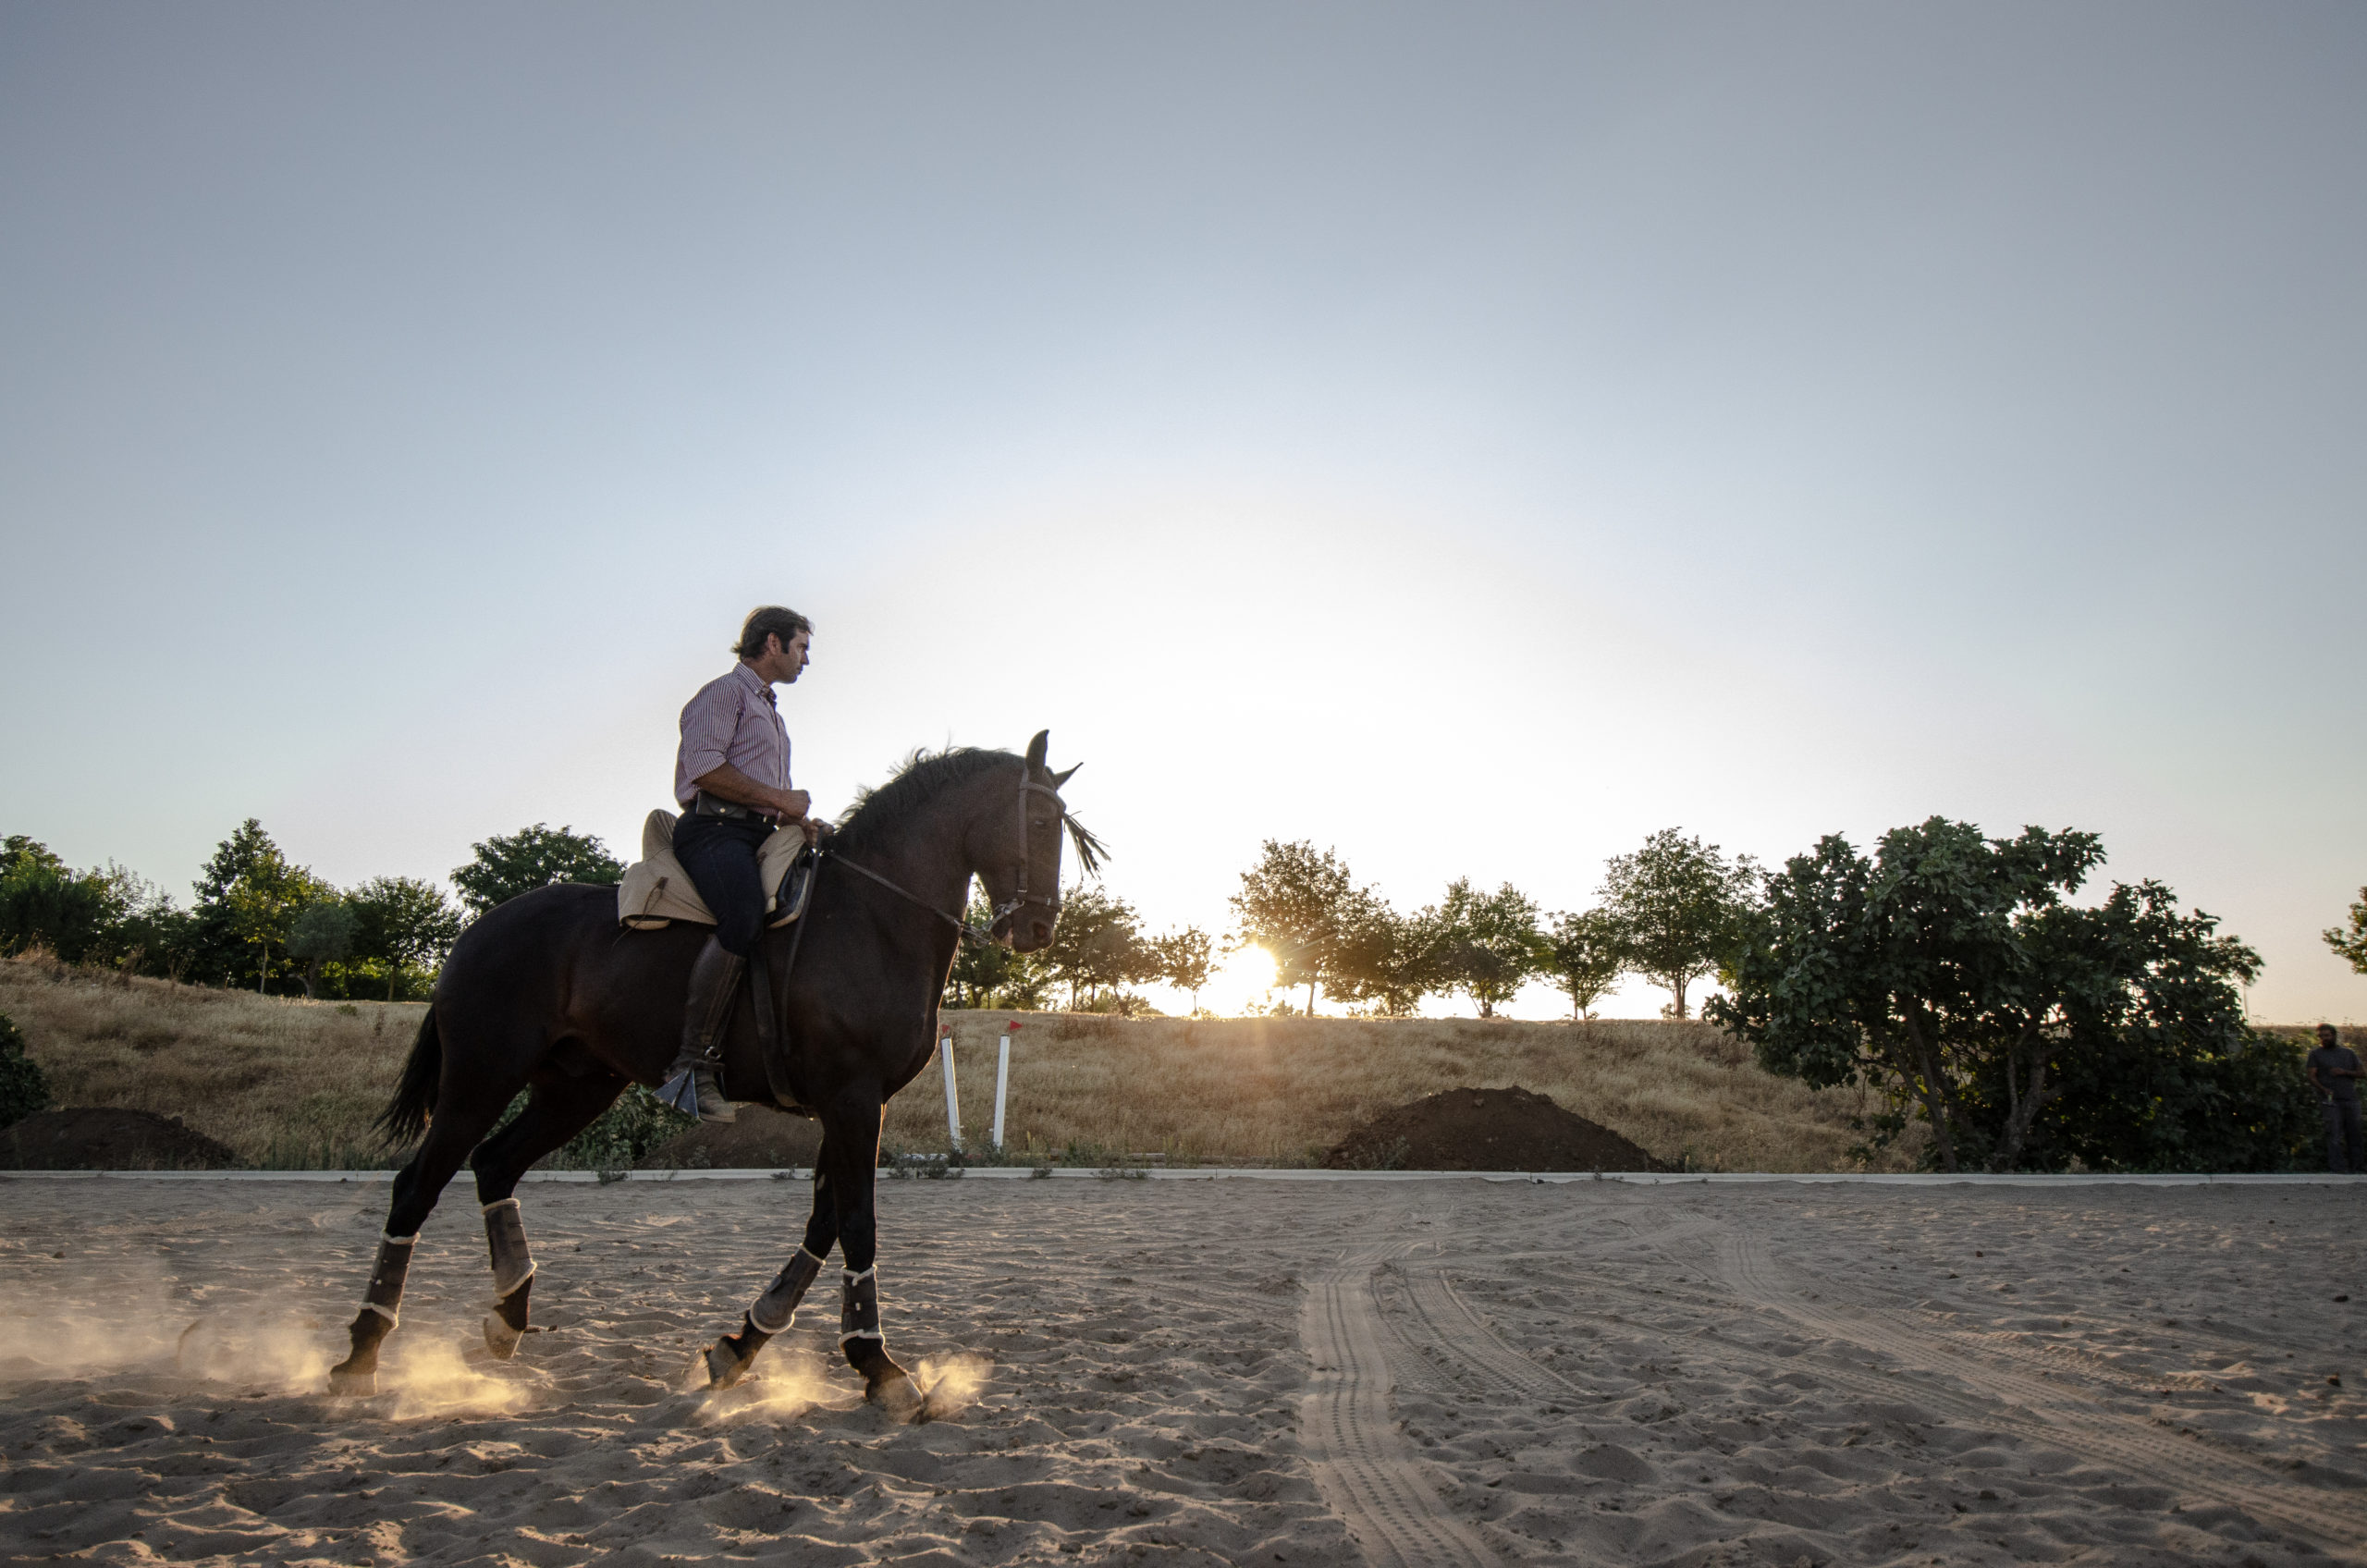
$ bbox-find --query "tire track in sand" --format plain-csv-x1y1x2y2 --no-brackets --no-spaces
1399,1224,2358,1561
1395,1266,1576,1403
1712,1226,2361,1559
1301,1240,1499,1568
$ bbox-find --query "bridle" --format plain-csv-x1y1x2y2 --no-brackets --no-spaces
826,767,1060,948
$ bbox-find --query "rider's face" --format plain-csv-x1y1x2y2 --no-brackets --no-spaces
757,631,811,685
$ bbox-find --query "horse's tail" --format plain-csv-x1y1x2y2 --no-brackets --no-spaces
374,1010,442,1148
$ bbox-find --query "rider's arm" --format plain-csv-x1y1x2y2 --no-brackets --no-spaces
693,764,809,824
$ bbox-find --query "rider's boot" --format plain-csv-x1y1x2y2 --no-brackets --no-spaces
659,935,743,1124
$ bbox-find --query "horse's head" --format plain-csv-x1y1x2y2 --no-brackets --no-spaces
976,729,1097,953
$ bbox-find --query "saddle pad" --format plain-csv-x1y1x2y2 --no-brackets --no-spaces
617,808,806,930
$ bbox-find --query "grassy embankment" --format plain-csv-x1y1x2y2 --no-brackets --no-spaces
4,952,1922,1171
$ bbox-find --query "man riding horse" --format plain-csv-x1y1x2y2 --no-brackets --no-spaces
658,605,821,1123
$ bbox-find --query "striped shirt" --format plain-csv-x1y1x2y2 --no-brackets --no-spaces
674,662,790,807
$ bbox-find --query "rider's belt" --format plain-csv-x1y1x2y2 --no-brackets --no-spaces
693,791,772,823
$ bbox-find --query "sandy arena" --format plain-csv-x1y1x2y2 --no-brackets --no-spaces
1,1175,2361,1566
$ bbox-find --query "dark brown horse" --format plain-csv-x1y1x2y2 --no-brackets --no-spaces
329,732,1091,1417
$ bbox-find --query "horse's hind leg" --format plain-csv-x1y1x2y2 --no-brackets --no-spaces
328,1095,512,1395
466,1070,626,1358
703,1168,840,1390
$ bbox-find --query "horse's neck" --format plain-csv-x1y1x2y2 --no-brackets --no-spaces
865,771,998,912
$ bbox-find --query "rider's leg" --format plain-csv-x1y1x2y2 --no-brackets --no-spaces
661,936,747,1122
661,815,773,1123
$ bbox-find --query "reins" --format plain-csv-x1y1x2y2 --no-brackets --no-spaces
827,851,1000,946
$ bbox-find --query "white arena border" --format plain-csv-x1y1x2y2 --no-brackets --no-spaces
3,1168,2362,1186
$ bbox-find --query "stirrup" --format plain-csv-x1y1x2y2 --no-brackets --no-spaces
660,1060,735,1123
658,1067,702,1117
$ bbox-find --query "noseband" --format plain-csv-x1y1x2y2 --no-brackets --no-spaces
826,769,1061,948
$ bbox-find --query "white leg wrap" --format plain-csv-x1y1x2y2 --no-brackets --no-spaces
482,1197,535,1299
749,1246,825,1336
840,1264,882,1346
361,1235,415,1327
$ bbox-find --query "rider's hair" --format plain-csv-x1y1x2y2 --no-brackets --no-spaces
737,606,813,660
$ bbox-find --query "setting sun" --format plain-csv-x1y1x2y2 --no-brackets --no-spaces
1207,943,1278,1014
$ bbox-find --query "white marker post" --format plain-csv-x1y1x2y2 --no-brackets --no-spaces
938,1028,962,1151
991,1021,1019,1151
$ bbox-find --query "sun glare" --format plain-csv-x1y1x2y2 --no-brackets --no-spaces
1208,944,1278,1014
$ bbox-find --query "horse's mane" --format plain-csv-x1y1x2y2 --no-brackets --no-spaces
833,745,1105,875
834,748,1013,859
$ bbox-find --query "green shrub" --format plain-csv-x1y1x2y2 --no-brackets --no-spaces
482,1083,694,1171
0,1011,52,1129
559,1085,693,1169
1957,1028,2319,1173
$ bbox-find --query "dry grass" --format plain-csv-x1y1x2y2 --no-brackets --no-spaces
890,1011,1926,1172
1,954,423,1168
1,956,1921,1171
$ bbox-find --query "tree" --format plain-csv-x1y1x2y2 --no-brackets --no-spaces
1230,840,1358,1017
3,838,65,878
1598,828,1761,1018
1430,878,1546,1019
1544,909,1625,1021
1956,890,2306,1172
286,899,357,999
188,820,332,992
2325,887,2367,974
1148,925,1217,1012
1329,896,1443,1017
1039,885,1147,1010
0,838,127,965
1712,816,2271,1173
451,824,624,918
348,876,464,1000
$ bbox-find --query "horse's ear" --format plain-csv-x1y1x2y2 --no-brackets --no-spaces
1052,763,1080,787
1024,730,1049,770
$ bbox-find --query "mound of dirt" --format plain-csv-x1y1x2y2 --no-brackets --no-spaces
639,1103,823,1170
1322,1085,1673,1172
0,1108,238,1170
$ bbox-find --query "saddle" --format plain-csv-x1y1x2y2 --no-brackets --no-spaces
617,809,816,931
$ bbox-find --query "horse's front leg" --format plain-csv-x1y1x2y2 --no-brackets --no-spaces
702,1170,838,1390
827,1091,925,1420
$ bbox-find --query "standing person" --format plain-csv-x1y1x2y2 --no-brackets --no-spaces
2306,1023,2364,1174
657,606,820,1123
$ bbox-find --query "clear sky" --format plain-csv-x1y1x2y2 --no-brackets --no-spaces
3,3,2361,1022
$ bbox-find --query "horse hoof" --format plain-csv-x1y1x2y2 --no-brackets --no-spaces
483,1312,522,1360
326,1366,377,1397
703,1341,754,1390
868,1371,926,1423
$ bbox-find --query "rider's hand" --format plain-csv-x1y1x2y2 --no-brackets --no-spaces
774,789,812,822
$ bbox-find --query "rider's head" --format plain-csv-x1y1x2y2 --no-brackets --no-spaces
738,606,813,684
